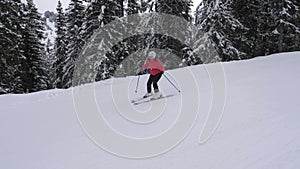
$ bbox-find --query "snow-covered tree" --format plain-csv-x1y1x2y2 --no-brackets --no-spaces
103,0,124,24
195,0,300,62
196,0,248,62
19,0,50,92
126,0,140,15
53,0,67,88
60,0,85,88
259,0,300,55
92,0,126,80
156,0,193,21
156,0,199,66
82,0,105,42
0,0,24,94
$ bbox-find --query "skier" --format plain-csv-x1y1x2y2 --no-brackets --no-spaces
138,51,165,99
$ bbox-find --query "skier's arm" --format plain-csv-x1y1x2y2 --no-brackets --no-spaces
135,60,149,75
142,60,149,69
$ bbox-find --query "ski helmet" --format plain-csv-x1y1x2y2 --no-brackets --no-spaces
148,51,156,59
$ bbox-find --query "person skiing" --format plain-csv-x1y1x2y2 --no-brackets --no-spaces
138,51,165,99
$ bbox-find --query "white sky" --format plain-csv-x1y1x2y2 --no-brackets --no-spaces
31,0,70,12
32,0,202,13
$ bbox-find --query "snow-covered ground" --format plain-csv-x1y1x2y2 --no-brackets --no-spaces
1,52,300,168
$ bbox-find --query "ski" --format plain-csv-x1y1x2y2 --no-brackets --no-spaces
131,96,150,103
133,94,176,105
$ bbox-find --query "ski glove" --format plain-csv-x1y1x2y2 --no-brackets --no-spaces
136,68,150,75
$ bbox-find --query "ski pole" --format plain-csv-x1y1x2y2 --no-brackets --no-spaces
163,73,181,93
135,75,140,93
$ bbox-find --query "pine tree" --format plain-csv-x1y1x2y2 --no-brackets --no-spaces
144,0,157,12
155,0,200,65
109,0,142,77
19,0,50,92
82,0,105,42
93,0,125,80
103,0,124,24
53,0,67,88
156,0,193,21
227,0,261,58
0,0,24,94
45,39,56,88
262,0,300,54
61,0,85,88
196,0,300,62
227,0,300,58
126,0,140,15
140,0,148,12
196,0,251,62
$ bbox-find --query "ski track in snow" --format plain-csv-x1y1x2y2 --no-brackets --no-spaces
0,52,300,169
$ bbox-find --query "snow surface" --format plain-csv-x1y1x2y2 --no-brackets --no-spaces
1,52,300,168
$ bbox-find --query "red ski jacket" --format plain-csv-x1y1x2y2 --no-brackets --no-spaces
142,59,165,75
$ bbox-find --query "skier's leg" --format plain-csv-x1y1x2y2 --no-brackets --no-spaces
152,72,163,92
143,75,155,98
147,75,155,93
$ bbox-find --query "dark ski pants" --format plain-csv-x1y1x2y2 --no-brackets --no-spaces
147,72,163,93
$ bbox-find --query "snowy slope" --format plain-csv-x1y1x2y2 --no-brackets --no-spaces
1,52,300,169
